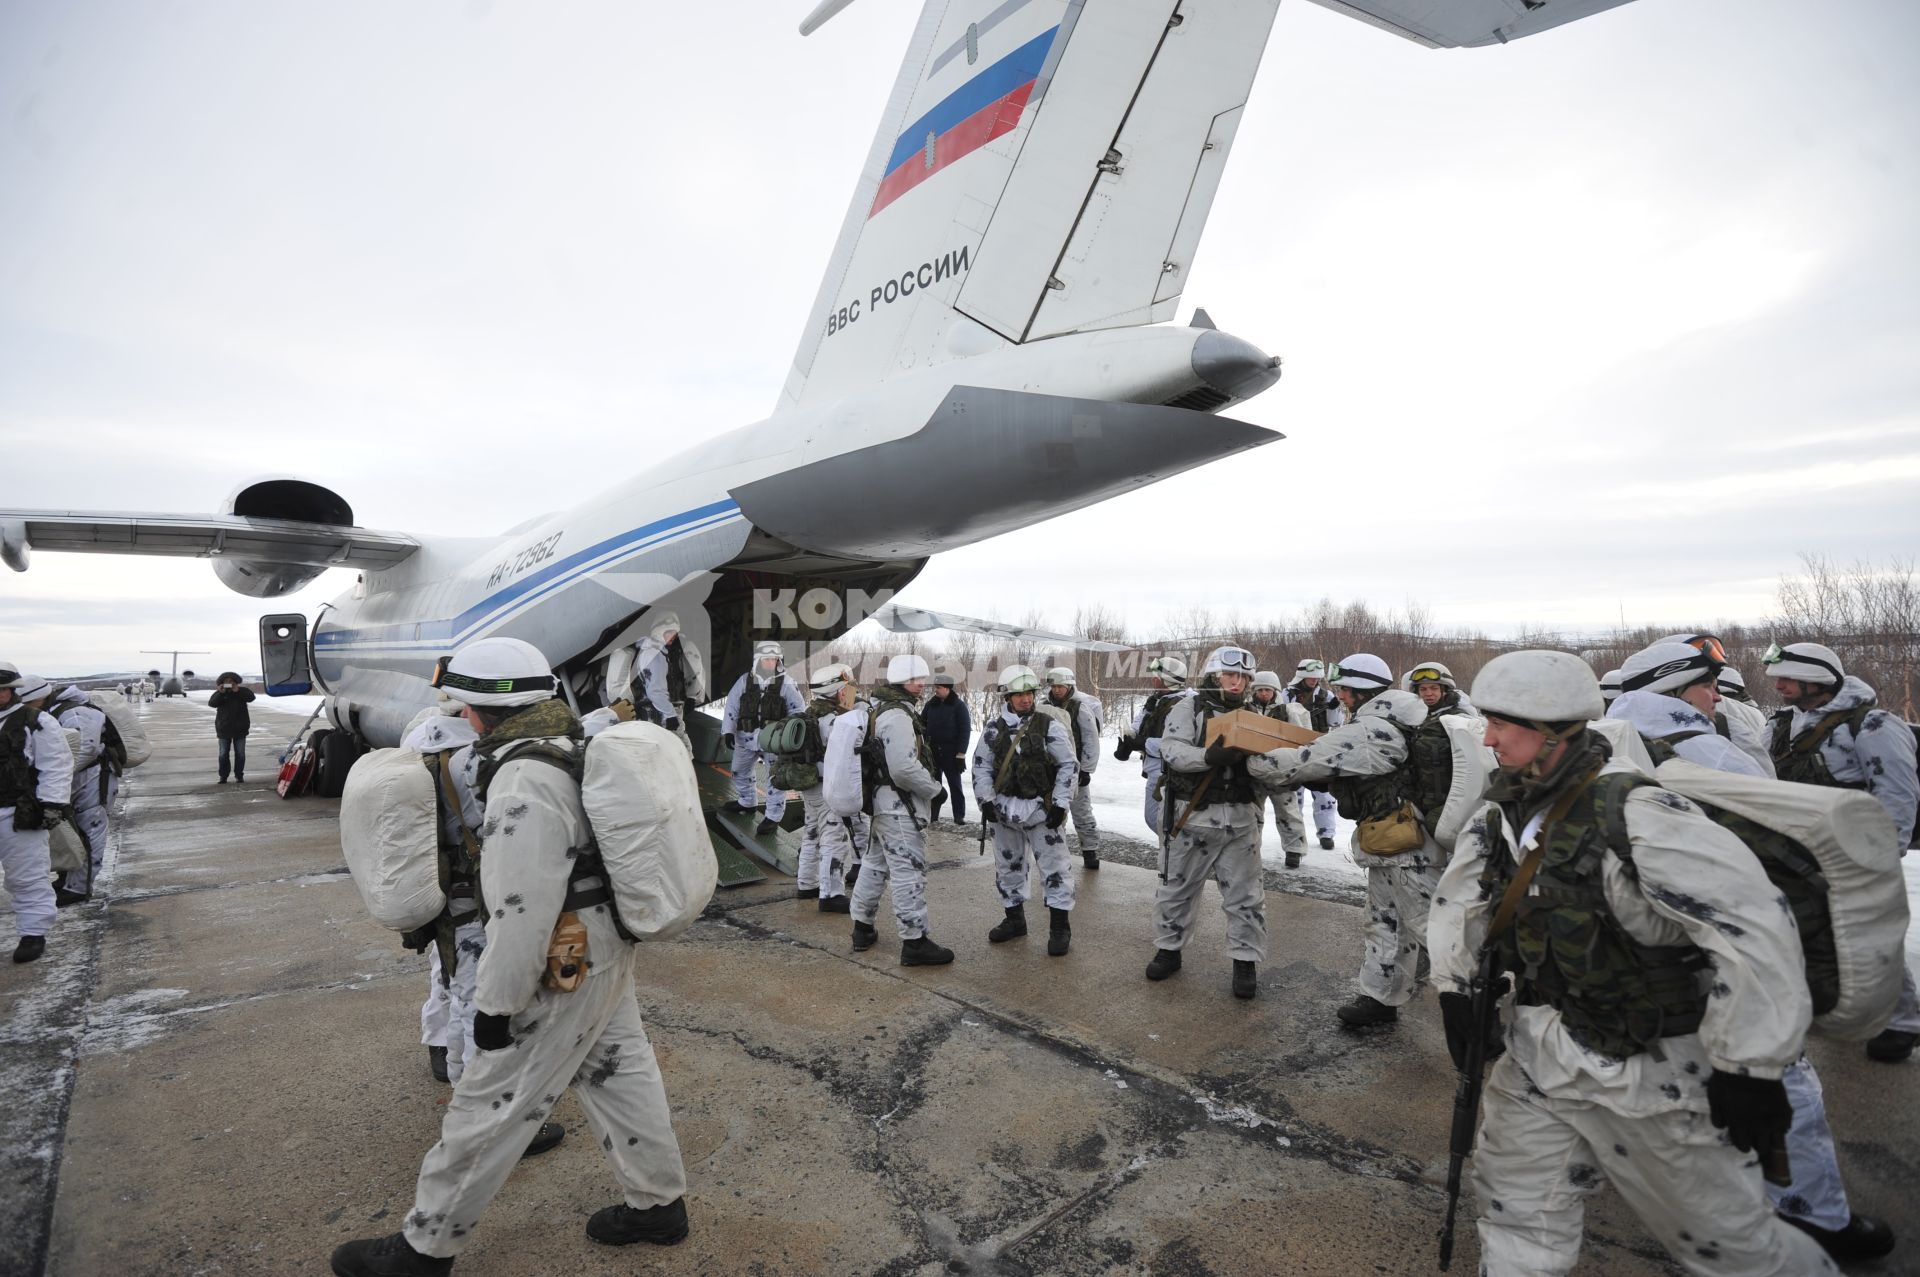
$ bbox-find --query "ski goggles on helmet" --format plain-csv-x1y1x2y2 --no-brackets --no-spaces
1681,634,1729,666
1328,661,1389,687
1762,642,1843,682
1621,652,1715,693
1212,648,1256,673
431,667,557,697
1408,668,1447,683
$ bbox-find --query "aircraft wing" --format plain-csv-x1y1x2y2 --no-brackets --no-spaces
0,509,420,573
871,602,1132,653
1306,0,1640,48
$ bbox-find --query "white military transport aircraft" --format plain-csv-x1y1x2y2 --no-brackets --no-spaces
0,0,1640,749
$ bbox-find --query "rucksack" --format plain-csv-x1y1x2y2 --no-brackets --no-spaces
1615,756,1909,1041
577,721,716,941
339,747,448,931
761,713,820,759
822,703,869,819
1428,713,1496,852
88,689,150,769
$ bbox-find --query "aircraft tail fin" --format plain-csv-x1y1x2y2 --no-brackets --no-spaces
780,0,1282,413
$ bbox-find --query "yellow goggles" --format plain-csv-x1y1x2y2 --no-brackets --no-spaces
1408,668,1446,683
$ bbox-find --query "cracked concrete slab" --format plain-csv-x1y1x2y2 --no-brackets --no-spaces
4,699,1915,1276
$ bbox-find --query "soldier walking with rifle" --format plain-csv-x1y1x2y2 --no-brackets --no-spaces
1427,651,1832,1276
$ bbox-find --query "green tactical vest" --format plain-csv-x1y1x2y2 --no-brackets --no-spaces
0,710,41,808
1132,690,1180,750
861,688,934,813
1055,692,1086,761
987,711,1058,801
1482,771,1710,1059
1165,694,1256,808
740,677,792,733
1290,686,1332,733
1324,715,1418,822
769,701,832,792
1769,704,1872,790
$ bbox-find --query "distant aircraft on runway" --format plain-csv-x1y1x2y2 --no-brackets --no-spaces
0,0,1641,749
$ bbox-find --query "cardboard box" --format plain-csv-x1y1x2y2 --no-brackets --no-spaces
1203,708,1321,753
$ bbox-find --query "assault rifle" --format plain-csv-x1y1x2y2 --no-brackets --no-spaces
1438,944,1501,1271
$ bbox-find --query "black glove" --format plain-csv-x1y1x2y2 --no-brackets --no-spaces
980,800,1004,826
1045,805,1067,830
1204,739,1247,768
722,732,736,750
1706,1071,1793,1157
1438,982,1508,1073
1078,770,1092,787
1114,740,1135,762
400,922,437,954
662,716,681,733
472,1011,514,1052
42,802,72,829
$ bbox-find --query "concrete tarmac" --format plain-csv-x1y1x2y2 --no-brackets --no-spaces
3,698,1914,1276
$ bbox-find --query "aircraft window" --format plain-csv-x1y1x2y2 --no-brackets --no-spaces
966,23,978,64
924,131,937,170
275,626,291,638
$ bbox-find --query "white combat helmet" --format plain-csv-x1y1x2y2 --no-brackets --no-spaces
432,636,558,707
1330,653,1392,690
753,640,785,671
0,659,24,691
1762,641,1844,686
1201,645,1257,679
1250,670,1283,693
649,611,681,642
13,675,52,704
1044,665,1076,688
1717,666,1748,696
1471,650,1603,727
1148,655,1188,687
999,664,1042,695
809,662,854,697
1619,641,1721,697
1405,661,1456,691
1292,658,1326,680
886,653,931,684
1599,669,1624,704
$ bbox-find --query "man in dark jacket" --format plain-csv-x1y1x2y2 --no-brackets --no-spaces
923,675,972,824
208,673,255,783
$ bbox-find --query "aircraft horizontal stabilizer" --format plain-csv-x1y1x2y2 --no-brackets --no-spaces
730,387,1279,560
1307,0,1639,48
0,509,420,574
871,603,1132,652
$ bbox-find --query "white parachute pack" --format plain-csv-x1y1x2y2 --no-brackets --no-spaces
1282,702,1313,731
339,747,446,931
822,704,868,819
88,688,151,769
48,726,88,873
1588,717,1656,773
1429,713,1496,851
1651,757,1908,1040
578,720,715,941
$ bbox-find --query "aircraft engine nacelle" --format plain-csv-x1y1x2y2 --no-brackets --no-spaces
212,477,355,598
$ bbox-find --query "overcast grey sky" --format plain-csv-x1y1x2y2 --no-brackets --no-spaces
2,0,1916,679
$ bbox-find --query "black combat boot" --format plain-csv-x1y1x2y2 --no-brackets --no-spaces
427,1045,449,1083
1284,851,1302,870
720,799,751,814
329,1231,453,1276
522,1121,564,1158
1144,948,1182,981
795,887,819,900
850,920,878,952
12,935,45,964
1337,994,1398,1028
988,905,1027,943
1232,960,1257,1000
1781,1212,1896,1261
755,818,779,836
1866,1028,1917,1063
1047,908,1071,957
817,894,850,914
1082,849,1100,870
1318,835,1335,850
586,1196,690,1247
900,935,955,966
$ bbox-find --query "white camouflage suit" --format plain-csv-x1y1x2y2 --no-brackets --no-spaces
972,706,1077,911
1284,680,1343,843
1250,689,1439,1007
1773,675,1920,1035
795,700,859,901
1153,692,1266,962
1609,690,1863,1232
850,691,944,941
50,687,114,889
404,728,686,1259
407,714,488,1086
1428,745,1834,1277
722,669,807,821
1052,688,1102,853
0,702,71,939
1131,688,1193,835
